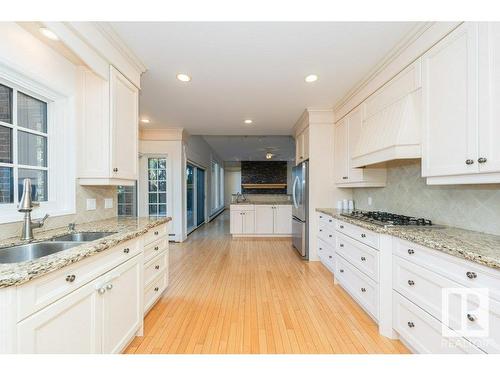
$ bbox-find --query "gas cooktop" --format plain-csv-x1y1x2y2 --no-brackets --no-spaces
340,210,443,228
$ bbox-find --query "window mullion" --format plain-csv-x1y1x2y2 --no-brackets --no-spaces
12,88,18,203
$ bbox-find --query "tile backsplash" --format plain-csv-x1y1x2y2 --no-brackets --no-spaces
0,184,117,240
353,160,500,235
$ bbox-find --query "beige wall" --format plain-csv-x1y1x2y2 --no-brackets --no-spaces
353,160,500,235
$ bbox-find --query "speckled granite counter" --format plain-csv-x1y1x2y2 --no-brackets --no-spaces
230,201,292,205
0,216,171,288
316,208,500,270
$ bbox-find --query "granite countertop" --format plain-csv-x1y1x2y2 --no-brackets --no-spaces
0,216,171,288
230,201,292,205
316,208,500,270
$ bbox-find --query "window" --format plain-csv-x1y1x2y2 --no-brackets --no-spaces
0,83,48,204
148,157,167,216
117,184,137,216
210,160,224,214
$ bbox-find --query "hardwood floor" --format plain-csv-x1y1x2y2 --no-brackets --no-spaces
125,211,409,354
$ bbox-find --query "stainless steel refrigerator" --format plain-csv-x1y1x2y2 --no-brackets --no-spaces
292,160,308,259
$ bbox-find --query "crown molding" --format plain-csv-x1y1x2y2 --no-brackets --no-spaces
140,127,189,142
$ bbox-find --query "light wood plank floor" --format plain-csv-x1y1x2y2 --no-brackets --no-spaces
125,211,409,354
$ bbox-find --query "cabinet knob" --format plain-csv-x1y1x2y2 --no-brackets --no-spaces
407,322,415,328
319,229,323,232
154,246,159,251
98,287,106,295
467,313,477,322
361,256,366,261
339,243,344,247
342,176,348,180
466,271,477,279
65,274,76,282
154,287,159,292
113,167,118,172
106,283,113,290
407,249,415,255
328,255,333,259
154,231,159,235
478,157,487,163
328,234,332,238
155,265,160,270
123,248,130,254
339,225,344,229
361,287,366,293
339,269,344,273
329,219,332,223
465,159,474,165
408,280,415,286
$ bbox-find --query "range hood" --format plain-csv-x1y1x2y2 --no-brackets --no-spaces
352,90,421,168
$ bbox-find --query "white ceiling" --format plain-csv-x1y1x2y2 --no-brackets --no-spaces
202,136,294,161
111,22,419,135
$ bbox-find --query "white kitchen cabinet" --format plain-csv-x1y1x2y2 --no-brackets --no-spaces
101,256,143,354
255,205,274,234
334,106,386,187
230,206,255,235
78,65,139,186
295,127,309,165
274,205,292,234
422,22,500,184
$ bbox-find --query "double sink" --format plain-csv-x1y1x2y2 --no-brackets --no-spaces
0,232,117,264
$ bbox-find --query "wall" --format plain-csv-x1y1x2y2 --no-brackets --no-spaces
224,169,241,207
352,160,500,235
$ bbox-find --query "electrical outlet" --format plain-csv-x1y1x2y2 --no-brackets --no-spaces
368,197,373,206
86,198,96,211
104,198,113,209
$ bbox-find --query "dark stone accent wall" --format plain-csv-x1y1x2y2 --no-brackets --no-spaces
241,161,287,195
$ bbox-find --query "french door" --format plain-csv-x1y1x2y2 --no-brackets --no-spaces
186,163,206,234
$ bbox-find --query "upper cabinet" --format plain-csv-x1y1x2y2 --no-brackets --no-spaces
295,127,309,165
422,22,500,184
78,66,139,186
334,106,387,187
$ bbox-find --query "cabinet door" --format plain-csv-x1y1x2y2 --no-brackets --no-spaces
346,106,365,182
110,66,139,180
302,128,310,160
101,255,142,354
255,205,274,234
274,205,292,234
422,23,479,177
334,118,349,183
478,23,500,173
242,211,255,234
230,210,243,234
17,281,102,354
295,133,304,165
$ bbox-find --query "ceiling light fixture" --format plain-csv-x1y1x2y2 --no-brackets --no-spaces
266,152,274,160
244,119,253,124
39,27,59,41
176,73,191,82
305,74,318,83
140,118,150,124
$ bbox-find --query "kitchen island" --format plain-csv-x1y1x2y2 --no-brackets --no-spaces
230,201,292,237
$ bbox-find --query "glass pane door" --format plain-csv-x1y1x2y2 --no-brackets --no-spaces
148,157,167,216
186,164,195,231
196,168,205,226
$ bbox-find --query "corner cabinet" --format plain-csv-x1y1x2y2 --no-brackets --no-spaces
422,22,500,184
334,106,386,187
78,66,139,186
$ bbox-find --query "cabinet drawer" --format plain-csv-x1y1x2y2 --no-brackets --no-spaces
335,220,379,249
393,292,484,354
336,232,379,281
144,272,168,313
317,238,335,272
16,238,140,322
317,212,335,228
318,221,335,244
335,254,379,320
395,238,500,302
230,204,255,211
143,224,168,245
143,238,167,263
144,252,168,287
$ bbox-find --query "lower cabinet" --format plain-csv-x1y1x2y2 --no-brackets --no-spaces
17,254,142,354
230,204,291,236
230,206,256,235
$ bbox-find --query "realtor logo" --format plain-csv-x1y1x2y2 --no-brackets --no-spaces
441,288,489,338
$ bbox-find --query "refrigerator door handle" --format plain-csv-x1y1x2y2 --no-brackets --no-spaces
292,175,300,209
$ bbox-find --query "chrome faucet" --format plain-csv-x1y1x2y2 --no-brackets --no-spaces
235,192,246,203
18,179,49,241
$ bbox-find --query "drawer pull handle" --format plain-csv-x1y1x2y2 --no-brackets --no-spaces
360,234,366,238
329,219,332,223
65,274,76,282
339,225,344,229
360,287,366,293
123,248,130,254
478,157,487,164
466,271,477,279
465,159,474,165
407,249,414,255
329,234,333,238
360,257,366,261
407,322,415,328
319,247,323,250
319,229,323,232
467,313,477,322
339,269,344,273
154,246,159,251
407,280,415,286
339,243,344,247
155,265,160,270
154,231,159,235
328,255,333,259
154,287,159,292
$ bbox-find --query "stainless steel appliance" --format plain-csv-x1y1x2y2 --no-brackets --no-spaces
292,161,308,259
340,210,444,229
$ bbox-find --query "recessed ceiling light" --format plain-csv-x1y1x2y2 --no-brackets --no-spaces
39,27,59,41
140,118,150,124
176,73,191,82
244,119,253,124
305,74,318,83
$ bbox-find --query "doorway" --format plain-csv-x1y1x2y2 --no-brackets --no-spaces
186,162,206,234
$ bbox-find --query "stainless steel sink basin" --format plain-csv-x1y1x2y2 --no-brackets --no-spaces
50,232,117,242
0,241,86,264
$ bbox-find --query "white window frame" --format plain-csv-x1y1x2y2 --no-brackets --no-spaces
0,66,75,224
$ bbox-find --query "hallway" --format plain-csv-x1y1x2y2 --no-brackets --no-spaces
125,211,408,354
